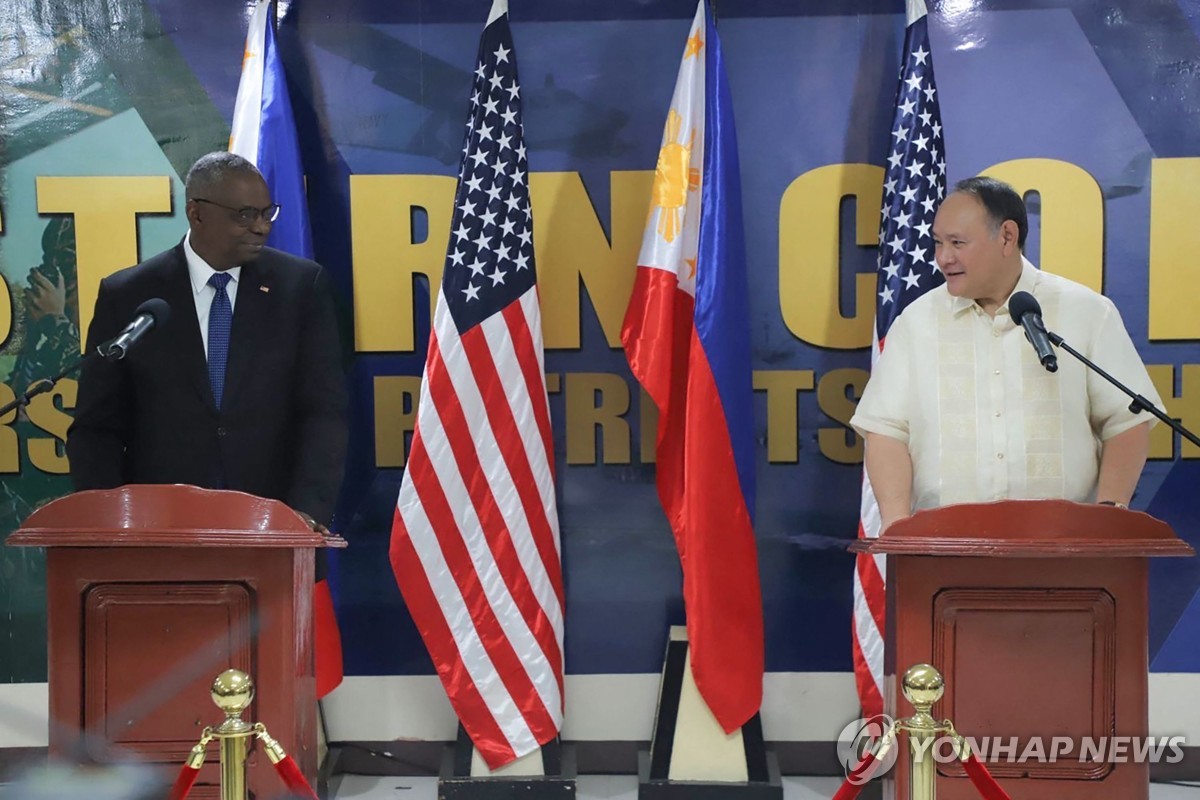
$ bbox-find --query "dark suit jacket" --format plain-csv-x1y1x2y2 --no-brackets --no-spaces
66,242,349,526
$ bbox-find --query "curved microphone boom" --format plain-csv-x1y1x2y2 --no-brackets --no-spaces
1008,291,1058,373
102,298,171,360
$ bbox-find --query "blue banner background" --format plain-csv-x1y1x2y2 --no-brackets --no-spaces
0,0,1197,684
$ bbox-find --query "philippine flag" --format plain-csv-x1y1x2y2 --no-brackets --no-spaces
229,0,342,699
229,0,313,259
620,0,764,732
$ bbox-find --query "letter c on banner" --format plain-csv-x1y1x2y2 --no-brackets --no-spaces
779,164,881,350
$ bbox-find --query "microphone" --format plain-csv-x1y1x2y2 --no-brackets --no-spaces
102,298,171,360
1008,291,1058,373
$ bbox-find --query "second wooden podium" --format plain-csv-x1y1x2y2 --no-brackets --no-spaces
6,484,345,799
858,499,1192,800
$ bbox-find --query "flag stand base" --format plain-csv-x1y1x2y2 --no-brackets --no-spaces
438,725,576,800
637,627,782,800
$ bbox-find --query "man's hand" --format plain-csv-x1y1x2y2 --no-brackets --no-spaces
296,510,329,535
25,269,67,322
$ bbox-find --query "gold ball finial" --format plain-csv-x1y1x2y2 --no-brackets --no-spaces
210,669,254,715
901,663,944,708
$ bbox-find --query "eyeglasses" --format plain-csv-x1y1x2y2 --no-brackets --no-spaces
192,197,281,227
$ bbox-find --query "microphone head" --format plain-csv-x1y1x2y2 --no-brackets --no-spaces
135,298,171,327
1008,291,1041,325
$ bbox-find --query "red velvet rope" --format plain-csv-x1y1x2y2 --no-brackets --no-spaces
961,751,1014,800
166,764,200,800
270,754,320,800
831,750,878,800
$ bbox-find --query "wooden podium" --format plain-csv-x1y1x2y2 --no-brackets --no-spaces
6,484,346,799
858,499,1193,800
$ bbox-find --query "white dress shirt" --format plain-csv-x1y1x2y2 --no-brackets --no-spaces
183,231,241,359
850,258,1162,511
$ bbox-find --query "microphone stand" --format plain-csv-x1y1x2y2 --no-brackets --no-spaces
0,340,120,419
1048,330,1200,449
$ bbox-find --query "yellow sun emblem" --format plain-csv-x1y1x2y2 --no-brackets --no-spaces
650,109,700,245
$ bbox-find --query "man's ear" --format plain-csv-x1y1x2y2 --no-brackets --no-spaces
184,199,201,227
1000,219,1019,252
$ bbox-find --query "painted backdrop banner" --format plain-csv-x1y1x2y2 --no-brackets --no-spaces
0,0,1198,688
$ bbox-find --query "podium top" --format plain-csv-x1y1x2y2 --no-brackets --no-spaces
854,499,1193,558
6,484,348,549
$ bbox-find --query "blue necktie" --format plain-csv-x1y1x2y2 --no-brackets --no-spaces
207,272,233,409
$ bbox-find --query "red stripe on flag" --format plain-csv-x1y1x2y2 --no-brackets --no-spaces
404,436,558,745
468,309,563,613
505,299,556,482
389,507,517,767
420,336,561,743
855,550,886,635
459,320,565,694
498,304,563,593
623,266,764,731
851,627,884,719
313,579,343,699
622,268,691,534
853,513,886,718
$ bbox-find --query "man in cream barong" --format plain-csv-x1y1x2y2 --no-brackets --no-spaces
851,176,1161,530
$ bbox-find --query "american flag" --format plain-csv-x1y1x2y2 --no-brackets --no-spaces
852,0,947,719
388,0,564,769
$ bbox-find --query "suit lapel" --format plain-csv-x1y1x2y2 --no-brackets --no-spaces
222,257,275,409
158,245,216,410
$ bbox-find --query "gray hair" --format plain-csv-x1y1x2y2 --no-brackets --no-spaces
184,152,263,200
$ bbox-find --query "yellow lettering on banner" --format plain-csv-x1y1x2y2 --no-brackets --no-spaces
565,372,630,464
1147,365,1200,459
981,160,1102,291
26,379,76,473
0,203,9,346
374,376,422,467
818,367,868,464
0,384,18,473
1148,159,1200,340
36,176,172,351
351,175,456,352
639,388,658,464
361,368,886,467
531,171,653,349
752,370,815,462
779,164,881,349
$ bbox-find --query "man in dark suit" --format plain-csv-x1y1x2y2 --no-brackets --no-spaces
67,152,348,527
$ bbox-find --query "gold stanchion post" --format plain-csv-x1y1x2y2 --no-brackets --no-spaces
210,669,256,800
177,669,314,800
890,664,975,800
900,664,944,800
